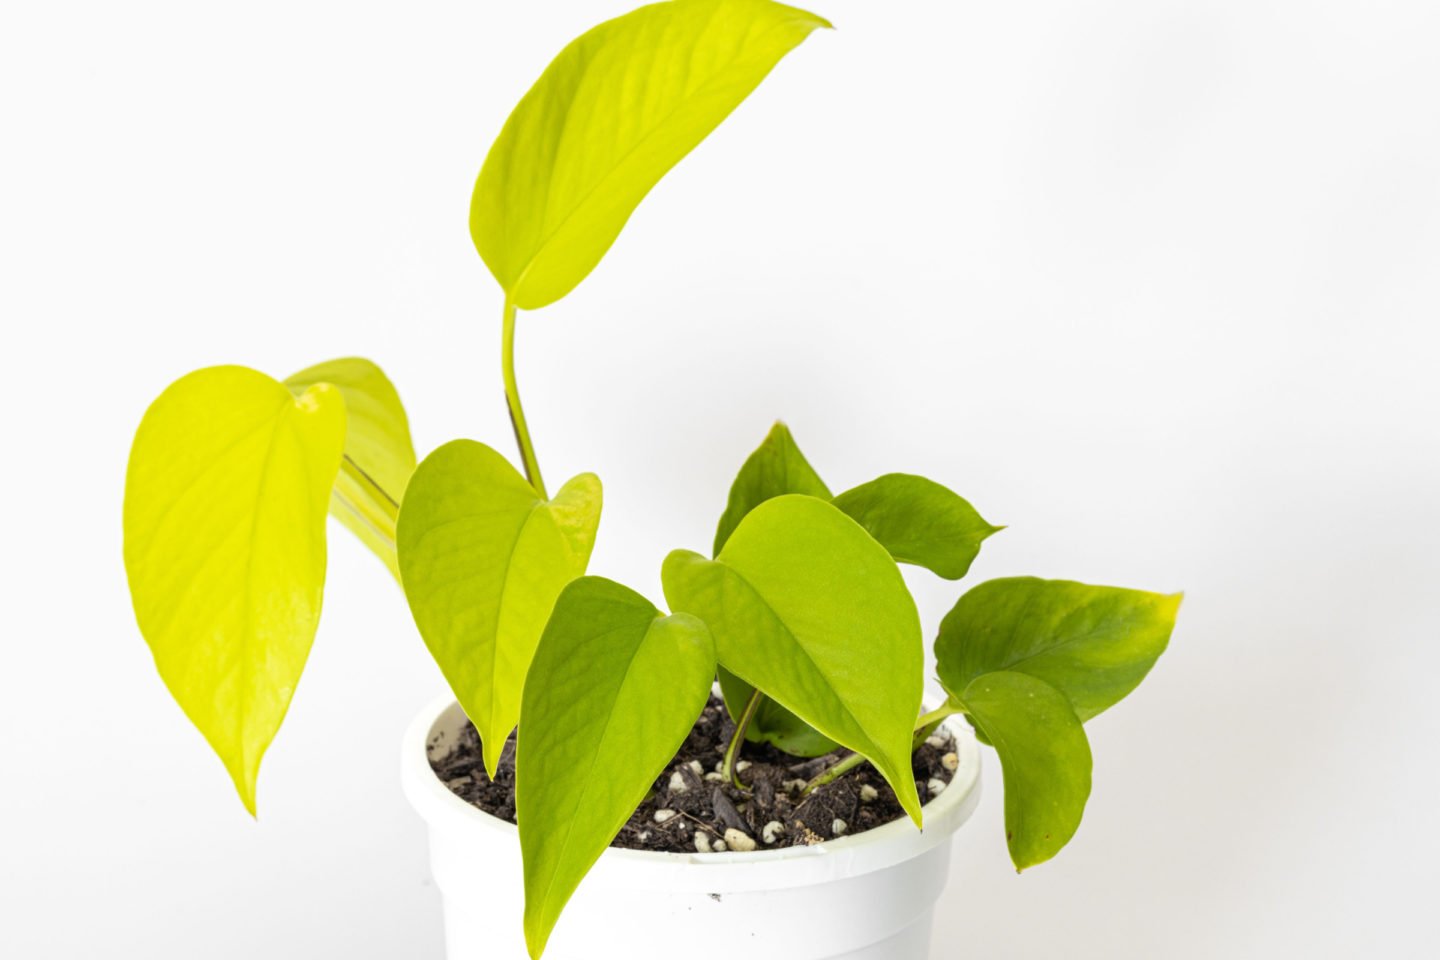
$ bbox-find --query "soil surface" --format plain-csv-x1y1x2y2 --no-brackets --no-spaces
429,695,958,853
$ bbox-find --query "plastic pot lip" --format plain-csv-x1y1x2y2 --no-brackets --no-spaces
402,692,983,876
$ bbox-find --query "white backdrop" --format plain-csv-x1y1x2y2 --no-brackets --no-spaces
2,1,1437,957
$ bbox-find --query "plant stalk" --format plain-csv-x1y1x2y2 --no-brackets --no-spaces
800,701,965,796
722,688,766,790
502,299,547,498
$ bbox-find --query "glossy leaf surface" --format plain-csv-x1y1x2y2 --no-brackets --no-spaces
664,495,924,823
711,421,839,755
959,671,1092,870
518,577,714,958
285,357,415,579
123,366,346,814
832,473,1000,580
937,577,1181,722
397,440,601,776
472,0,831,309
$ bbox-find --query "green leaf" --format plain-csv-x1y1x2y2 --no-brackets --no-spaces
936,577,1182,722
285,358,416,580
471,0,831,309
958,671,1092,870
832,473,1000,580
518,577,714,958
123,366,347,814
663,495,924,824
396,440,602,776
713,421,831,556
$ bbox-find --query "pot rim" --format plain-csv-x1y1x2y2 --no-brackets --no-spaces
402,692,982,874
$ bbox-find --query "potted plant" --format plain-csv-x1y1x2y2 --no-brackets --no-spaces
122,1,1182,958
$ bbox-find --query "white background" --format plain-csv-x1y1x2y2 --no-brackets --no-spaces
2,1,1437,957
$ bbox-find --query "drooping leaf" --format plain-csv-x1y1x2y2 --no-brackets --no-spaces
936,577,1182,722
471,0,831,310
123,366,347,814
713,420,831,555
285,357,416,579
958,671,1092,870
518,577,714,958
710,421,840,755
396,440,601,776
663,495,924,824
832,473,1000,580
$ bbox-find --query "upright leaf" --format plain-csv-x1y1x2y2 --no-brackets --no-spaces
711,420,838,754
123,366,347,814
832,473,1000,579
472,0,831,309
285,357,416,579
936,578,1182,722
518,578,714,958
713,420,831,555
958,671,1092,870
396,440,601,776
664,495,924,824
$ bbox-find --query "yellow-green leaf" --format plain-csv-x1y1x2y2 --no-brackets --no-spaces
396,440,602,776
285,357,416,580
959,671,1093,870
123,366,347,814
471,0,831,309
663,495,925,825
518,577,714,958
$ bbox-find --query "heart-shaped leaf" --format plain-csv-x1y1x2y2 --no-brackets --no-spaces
397,440,601,776
663,495,924,824
832,473,1001,580
123,366,347,814
285,357,415,580
518,577,714,958
937,577,1182,722
472,0,831,310
711,421,839,756
958,671,1092,870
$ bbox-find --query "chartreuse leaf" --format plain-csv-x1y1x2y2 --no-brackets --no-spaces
832,473,1001,580
396,440,601,777
712,421,839,756
713,421,832,554
123,366,347,814
472,0,831,310
518,577,714,958
285,358,416,580
664,495,924,824
957,671,1092,870
936,577,1182,722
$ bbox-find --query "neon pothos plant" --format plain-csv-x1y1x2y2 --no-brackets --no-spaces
122,1,1182,957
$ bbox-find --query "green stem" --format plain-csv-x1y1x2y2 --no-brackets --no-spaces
502,299,547,498
722,688,765,791
801,700,965,796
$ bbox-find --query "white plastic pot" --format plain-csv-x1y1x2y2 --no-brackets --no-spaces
402,696,982,960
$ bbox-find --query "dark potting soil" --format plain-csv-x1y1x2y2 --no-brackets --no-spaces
429,695,958,853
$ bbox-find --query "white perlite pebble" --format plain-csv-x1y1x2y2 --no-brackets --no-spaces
704,772,724,782
762,821,785,844
724,828,757,852
694,832,712,853
928,778,947,796
713,839,727,852
942,752,959,772
714,761,725,773
735,761,752,773
831,819,848,836
638,831,651,842
688,760,705,776
925,735,947,750
668,771,688,793
783,779,809,794
859,784,879,803
653,808,678,823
